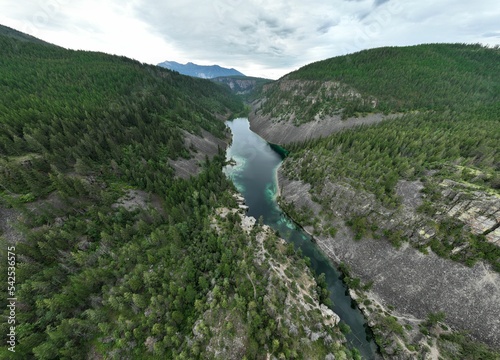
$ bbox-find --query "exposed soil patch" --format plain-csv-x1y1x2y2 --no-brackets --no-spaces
112,189,163,214
0,207,24,245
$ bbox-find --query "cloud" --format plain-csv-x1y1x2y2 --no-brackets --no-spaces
1,0,500,78
134,0,352,76
317,20,339,34
483,31,500,38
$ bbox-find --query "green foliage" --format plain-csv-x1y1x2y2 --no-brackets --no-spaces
269,143,290,158
0,31,354,360
379,316,405,337
286,43,500,115
346,216,369,240
425,311,446,328
259,80,372,125
338,321,351,334
328,226,337,238
438,332,500,360
285,107,499,206
281,99,500,268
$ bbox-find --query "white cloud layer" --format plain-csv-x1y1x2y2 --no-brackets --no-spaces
1,0,499,78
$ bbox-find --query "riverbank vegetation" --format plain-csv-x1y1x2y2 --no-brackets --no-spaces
0,28,354,359
264,43,500,356
278,44,500,272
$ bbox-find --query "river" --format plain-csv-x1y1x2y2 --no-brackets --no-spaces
223,118,378,359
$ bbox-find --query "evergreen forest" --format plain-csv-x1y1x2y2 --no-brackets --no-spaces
0,28,353,359
260,43,500,122
276,45,500,273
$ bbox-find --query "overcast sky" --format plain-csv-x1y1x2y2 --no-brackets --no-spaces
1,0,499,79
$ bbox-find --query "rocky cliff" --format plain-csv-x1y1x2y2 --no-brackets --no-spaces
212,76,271,96
276,165,500,349
248,79,397,145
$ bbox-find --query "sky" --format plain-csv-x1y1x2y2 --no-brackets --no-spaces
1,0,500,79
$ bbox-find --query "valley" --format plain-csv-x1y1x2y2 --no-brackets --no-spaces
0,25,359,360
0,23,499,359
249,43,500,358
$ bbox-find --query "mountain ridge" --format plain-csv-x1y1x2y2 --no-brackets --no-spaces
250,43,500,143
158,60,245,78
0,24,58,46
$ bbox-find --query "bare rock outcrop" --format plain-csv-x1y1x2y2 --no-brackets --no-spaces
169,129,228,178
277,167,500,348
248,79,399,145
441,180,500,244
249,103,392,145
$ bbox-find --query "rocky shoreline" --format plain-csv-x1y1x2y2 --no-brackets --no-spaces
275,166,500,350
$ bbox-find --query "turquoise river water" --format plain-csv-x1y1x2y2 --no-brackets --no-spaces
223,118,378,359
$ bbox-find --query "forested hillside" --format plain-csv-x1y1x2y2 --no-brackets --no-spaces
0,31,353,359
258,43,500,123
258,44,500,356
276,44,500,267
283,104,500,268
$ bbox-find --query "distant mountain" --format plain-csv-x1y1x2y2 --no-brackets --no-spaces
157,60,245,78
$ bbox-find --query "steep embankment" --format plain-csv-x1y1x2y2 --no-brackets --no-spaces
250,43,500,145
250,95,394,144
0,29,356,359
249,78,397,144
255,44,500,357
278,168,500,347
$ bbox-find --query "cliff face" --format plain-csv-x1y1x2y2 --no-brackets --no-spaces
249,103,391,145
212,77,261,95
248,79,397,145
441,180,500,244
277,165,500,348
